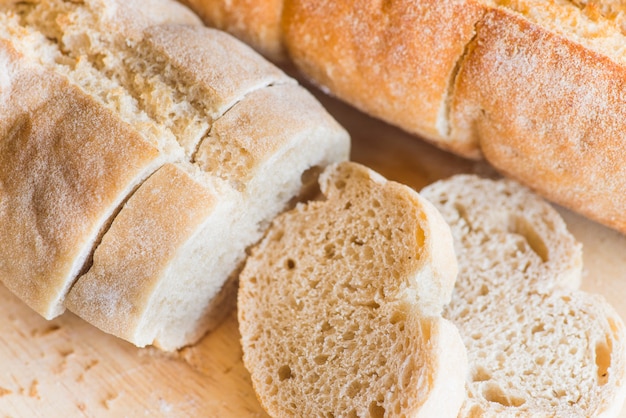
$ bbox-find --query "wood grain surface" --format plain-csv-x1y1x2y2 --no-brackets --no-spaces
1,90,625,418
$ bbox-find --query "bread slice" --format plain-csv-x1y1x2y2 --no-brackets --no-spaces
65,163,242,350
137,23,293,155
0,0,350,347
194,83,348,232
238,162,467,417
421,175,626,417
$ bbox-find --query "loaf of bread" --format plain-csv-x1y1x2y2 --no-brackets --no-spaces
422,175,626,417
182,0,626,237
238,161,467,417
0,0,349,350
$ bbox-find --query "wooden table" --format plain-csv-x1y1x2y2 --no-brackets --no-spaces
1,90,625,417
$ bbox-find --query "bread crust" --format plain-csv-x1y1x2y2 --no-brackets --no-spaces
179,0,285,61
283,0,486,157
451,8,626,234
0,57,164,319
65,164,236,349
142,24,292,120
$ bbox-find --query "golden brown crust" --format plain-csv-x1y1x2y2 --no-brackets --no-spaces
451,8,626,234
282,0,486,157
0,60,163,319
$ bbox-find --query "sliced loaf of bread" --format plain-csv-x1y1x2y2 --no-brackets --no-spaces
422,175,626,417
0,0,349,350
238,162,467,417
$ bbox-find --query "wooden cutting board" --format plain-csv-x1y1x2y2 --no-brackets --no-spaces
1,90,625,417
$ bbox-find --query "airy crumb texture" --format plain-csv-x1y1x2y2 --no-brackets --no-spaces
239,162,467,418
422,175,626,417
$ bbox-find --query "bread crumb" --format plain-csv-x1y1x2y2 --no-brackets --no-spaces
85,359,99,371
159,398,173,413
31,324,61,337
102,392,118,410
28,380,39,399
137,346,180,361
58,348,74,358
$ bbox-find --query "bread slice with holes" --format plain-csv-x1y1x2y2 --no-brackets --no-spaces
421,175,626,417
238,161,468,417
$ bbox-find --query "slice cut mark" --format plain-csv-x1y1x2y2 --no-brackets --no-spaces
0,62,166,319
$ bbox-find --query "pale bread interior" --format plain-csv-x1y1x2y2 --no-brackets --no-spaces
422,175,626,417
239,162,467,417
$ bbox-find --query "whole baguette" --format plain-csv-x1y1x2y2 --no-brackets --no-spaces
0,0,349,350
182,0,626,236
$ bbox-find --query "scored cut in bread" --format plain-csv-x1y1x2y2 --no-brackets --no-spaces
67,81,348,351
421,175,626,417
238,162,467,417
0,0,349,349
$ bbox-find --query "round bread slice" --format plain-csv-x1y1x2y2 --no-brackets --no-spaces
238,161,467,417
422,175,626,417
